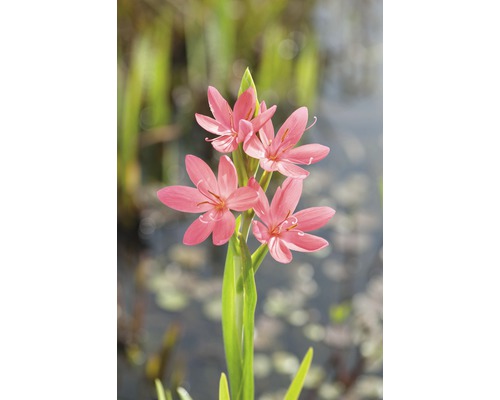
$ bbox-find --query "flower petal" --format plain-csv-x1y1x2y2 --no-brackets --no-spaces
293,207,336,231
211,134,238,153
218,155,238,198
259,158,279,172
195,114,231,135
256,102,274,147
226,186,258,211
276,161,310,179
268,236,293,264
237,119,254,143
183,215,215,245
252,220,270,244
185,154,218,192
157,186,212,213
248,177,270,223
243,132,266,159
251,104,276,134
270,177,303,222
285,144,330,165
281,231,329,253
271,107,308,153
212,211,235,245
207,86,232,127
233,87,256,125
199,208,226,222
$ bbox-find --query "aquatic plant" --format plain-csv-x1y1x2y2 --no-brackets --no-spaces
156,69,334,399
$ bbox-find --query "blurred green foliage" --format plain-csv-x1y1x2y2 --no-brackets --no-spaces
118,0,323,228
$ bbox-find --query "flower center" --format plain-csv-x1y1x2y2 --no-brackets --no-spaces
270,211,298,236
197,189,227,211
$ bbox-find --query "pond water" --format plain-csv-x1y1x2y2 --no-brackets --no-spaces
118,1,382,399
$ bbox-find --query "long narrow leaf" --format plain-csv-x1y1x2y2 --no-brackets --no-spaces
177,387,194,400
284,347,314,400
240,238,257,400
219,372,231,400
222,218,243,400
154,379,167,400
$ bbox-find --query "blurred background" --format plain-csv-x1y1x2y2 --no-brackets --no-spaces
117,0,382,399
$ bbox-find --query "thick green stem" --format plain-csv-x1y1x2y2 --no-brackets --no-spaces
232,144,249,187
259,170,273,192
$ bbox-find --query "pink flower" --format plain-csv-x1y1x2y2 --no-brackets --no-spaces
157,155,258,246
195,86,277,153
243,104,330,179
249,177,335,264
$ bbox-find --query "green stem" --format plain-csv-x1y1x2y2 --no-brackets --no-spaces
259,170,273,192
236,244,269,292
233,144,249,187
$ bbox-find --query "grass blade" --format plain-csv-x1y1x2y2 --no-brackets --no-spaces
284,347,314,400
177,387,194,400
219,372,231,400
155,379,167,400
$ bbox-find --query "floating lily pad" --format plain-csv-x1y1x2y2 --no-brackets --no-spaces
287,309,309,326
303,364,325,388
202,297,222,321
254,353,272,378
303,323,326,342
272,351,299,375
156,290,189,311
168,244,206,269
318,382,343,399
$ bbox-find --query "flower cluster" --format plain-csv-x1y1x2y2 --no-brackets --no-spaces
158,86,335,263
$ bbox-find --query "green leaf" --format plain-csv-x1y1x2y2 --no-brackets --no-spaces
219,373,231,400
221,218,243,400
251,244,269,275
154,379,167,400
238,67,260,116
177,387,194,400
284,348,314,400
240,238,257,400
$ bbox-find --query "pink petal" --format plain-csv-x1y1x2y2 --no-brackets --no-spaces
271,107,308,153
237,119,254,143
293,207,336,231
276,161,309,179
157,186,212,213
243,132,266,159
270,177,303,222
281,231,329,253
248,177,270,223
207,86,232,127
199,208,226,222
185,155,218,192
256,102,274,147
212,211,235,245
217,155,238,198
233,88,256,125
251,104,277,134
195,114,231,135
252,220,270,244
183,215,215,245
285,144,330,165
259,158,279,172
268,236,293,264
211,134,238,153
226,186,258,212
